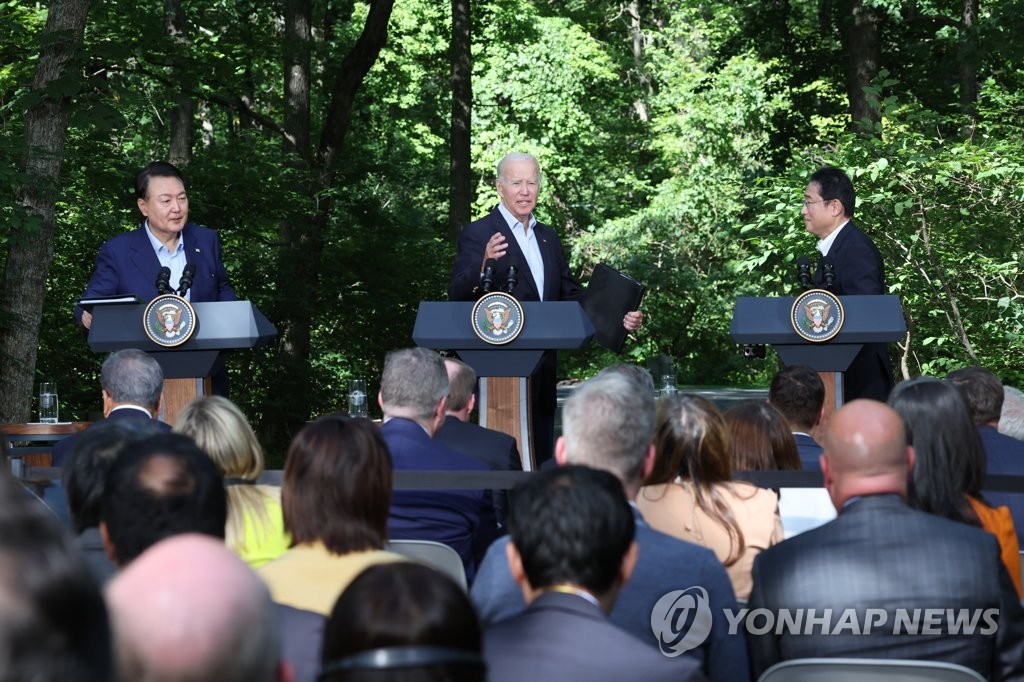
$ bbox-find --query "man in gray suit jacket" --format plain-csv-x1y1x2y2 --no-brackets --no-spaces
748,400,1024,680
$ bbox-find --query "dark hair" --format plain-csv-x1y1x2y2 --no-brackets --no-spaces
62,418,165,533
101,433,227,566
768,365,824,431
725,401,801,472
810,166,855,218
282,415,392,554
888,376,984,526
135,160,186,200
0,469,114,681
947,366,1005,426
320,563,483,682
507,465,634,595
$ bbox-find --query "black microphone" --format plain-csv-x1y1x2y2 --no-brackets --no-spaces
156,267,172,295
821,257,836,290
797,256,812,290
505,264,518,294
178,263,196,297
481,260,496,294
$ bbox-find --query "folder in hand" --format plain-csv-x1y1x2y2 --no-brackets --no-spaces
581,263,646,353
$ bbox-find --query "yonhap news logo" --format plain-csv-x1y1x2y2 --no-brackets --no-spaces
650,587,714,656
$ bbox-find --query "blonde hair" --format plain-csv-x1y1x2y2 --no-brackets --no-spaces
174,396,280,553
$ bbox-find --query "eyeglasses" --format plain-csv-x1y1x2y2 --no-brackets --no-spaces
802,198,833,208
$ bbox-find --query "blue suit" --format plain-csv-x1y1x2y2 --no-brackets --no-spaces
979,424,1024,534
794,432,823,472
470,506,749,682
75,223,236,324
51,406,171,467
434,415,521,526
382,418,500,583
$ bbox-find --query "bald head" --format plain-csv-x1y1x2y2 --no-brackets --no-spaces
107,534,283,682
821,400,912,508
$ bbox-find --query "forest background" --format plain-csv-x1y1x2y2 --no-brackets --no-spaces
2,0,1023,460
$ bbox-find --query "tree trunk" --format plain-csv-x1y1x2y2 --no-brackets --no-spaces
839,0,882,132
164,0,193,165
449,0,472,240
0,0,90,424
959,0,979,131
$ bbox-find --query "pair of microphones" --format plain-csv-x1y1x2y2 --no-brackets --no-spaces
481,260,519,295
155,265,196,297
796,256,835,292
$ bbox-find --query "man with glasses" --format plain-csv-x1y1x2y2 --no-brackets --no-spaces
801,166,892,401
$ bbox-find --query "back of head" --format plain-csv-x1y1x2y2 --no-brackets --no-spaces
283,415,392,554
947,366,1004,425
888,377,985,523
822,400,910,499
380,348,449,421
135,160,186,199
63,418,166,534
101,348,164,410
596,363,656,396
443,358,476,413
725,401,801,471
0,469,113,682
101,433,227,566
809,166,855,217
647,394,731,486
560,372,655,489
1000,386,1024,440
320,563,483,682
107,534,281,682
768,365,824,431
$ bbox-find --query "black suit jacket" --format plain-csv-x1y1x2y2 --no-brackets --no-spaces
434,415,521,525
51,406,171,467
748,494,1024,680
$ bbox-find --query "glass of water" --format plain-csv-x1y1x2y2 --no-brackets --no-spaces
348,379,368,418
39,382,59,423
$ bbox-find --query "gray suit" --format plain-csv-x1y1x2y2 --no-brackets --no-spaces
748,494,1024,680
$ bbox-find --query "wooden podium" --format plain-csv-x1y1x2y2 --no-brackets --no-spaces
413,301,595,471
88,301,277,425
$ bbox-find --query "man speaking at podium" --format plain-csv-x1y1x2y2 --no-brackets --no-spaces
449,153,642,464
75,161,236,330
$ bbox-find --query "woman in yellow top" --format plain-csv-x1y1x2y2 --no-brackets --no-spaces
637,395,783,600
175,396,289,569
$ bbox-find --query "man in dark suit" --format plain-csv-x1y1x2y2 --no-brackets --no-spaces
51,349,171,467
378,348,500,583
448,153,642,464
75,161,236,329
948,366,1024,533
748,399,1024,679
768,365,825,471
484,465,700,682
803,166,892,401
471,371,748,681
434,357,521,526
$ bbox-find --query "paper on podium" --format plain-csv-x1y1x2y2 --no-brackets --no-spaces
581,263,646,353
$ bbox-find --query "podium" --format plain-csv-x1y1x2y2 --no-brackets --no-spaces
730,294,905,411
413,301,595,470
88,301,277,424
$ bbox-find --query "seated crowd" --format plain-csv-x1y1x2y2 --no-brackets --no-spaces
7,347,1024,681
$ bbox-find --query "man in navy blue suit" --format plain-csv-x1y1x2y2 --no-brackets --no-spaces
76,161,235,329
378,347,500,583
803,166,892,402
769,365,825,471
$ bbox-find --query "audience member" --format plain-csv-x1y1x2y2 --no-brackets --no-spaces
768,364,825,470
379,348,500,582
637,394,782,600
470,371,748,681
52,348,170,466
485,465,700,681
598,362,657,395
1001,385,1024,441
100,431,227,567
889,376,1022,595
107,534,289,682
320,563,484,682
62,418,164,584
176,395,289,568
948,366,1024,535
434,357,522,525
748,400,1024,679
0,466,114,681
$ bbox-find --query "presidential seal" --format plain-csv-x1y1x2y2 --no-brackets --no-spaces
471,292,524,345
791,289,844,343
143,294,197,348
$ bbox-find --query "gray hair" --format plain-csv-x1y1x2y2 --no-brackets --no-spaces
561,372,655,488
100,349,164,409
496,152,541,185
1000,386,1024,441
380,348,449,421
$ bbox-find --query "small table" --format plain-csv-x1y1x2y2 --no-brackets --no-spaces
2,422,92,469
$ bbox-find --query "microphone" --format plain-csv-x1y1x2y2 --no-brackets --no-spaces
505,264,518,294
178,264,196,297
797,256,812,290
821,257,836,290
481,260,496,294
156,267,172,295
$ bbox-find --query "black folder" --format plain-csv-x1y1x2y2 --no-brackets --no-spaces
581,263,646,353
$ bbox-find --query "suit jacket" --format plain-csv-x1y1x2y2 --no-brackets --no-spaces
979,424,1024,536
51,406,171,467
382,418,500,583
794,432,823,472
484,591,702,682
470,507,749,682
748,494,1024,680
75,223,236,324
812,221,892,401
434,415,521,526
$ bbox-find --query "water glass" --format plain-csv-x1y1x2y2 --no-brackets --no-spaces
39,381,59,423
348,379,368,418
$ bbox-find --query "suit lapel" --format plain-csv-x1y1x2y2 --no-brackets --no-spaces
128,226,162,294
491,209,540,299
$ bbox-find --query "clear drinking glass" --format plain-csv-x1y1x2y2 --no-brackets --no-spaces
39,381,59,423
348,379,368,418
